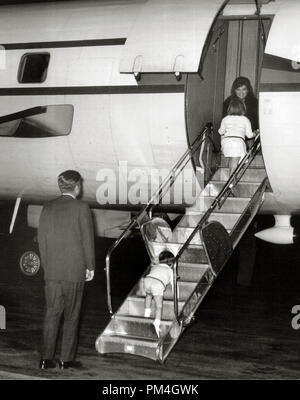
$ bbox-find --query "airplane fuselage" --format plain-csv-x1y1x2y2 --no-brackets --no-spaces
0,0,299,239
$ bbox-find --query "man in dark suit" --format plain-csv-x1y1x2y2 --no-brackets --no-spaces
38,170,95,369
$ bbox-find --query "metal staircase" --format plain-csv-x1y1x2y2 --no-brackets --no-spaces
95,129,269,362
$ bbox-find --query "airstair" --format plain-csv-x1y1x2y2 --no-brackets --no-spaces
95,125,269,362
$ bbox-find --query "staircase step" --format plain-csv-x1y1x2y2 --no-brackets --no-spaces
173,225,232,243
179,212,240,230
189,196,250,213
147,241,208,263
135,278,198,301
119,296,185,320
202,181,260,198
99,333,158,345
172,227,203,245
178,262,209,281
173,226,232,244
220,154,265,168
179,245,208,263
212,167,266,182
96,333,160,360
105,315,173,339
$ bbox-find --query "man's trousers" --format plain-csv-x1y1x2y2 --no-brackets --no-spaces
42,280,84,362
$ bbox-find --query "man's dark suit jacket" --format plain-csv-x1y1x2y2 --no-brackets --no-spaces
38,195,95,282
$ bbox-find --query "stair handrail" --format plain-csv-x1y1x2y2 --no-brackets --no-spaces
105,123,214,315
172,133,262,323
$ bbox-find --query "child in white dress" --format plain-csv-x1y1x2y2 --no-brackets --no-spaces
219,99,254,184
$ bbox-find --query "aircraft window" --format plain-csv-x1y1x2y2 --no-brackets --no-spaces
18,53,50,83
0,105,73,137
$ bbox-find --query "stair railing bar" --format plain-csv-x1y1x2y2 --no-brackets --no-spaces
229,177,268,247
105,123,213,315
172,134,262,323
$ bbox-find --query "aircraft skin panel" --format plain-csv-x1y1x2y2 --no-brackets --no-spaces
265,0,300,63
0,0,191,208
0,90,196,207
1,47,136,88
4,0,300,215
258,0,300,214
109,93,186,167
0,0,142,44
0,96,76,202
0,137,73,201
120,0,224,73
223,2,280,17
259,92,300,213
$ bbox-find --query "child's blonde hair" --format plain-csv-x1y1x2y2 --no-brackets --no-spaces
227,99,246,116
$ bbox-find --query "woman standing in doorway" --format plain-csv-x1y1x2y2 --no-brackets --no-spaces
223,76,259,132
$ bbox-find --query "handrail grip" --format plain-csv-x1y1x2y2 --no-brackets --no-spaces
172,134,262,322
105,123,213,315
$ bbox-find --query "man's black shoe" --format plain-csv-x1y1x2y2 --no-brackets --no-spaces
39,359,56,369
58,360,82,369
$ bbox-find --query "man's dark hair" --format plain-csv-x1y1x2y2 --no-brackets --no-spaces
58,170,82,193
159,250,174,265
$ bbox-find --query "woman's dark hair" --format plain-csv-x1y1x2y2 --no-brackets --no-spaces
231,76,254,97
227,99,246,116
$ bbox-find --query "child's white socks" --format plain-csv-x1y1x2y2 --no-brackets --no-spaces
144,308,151,318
